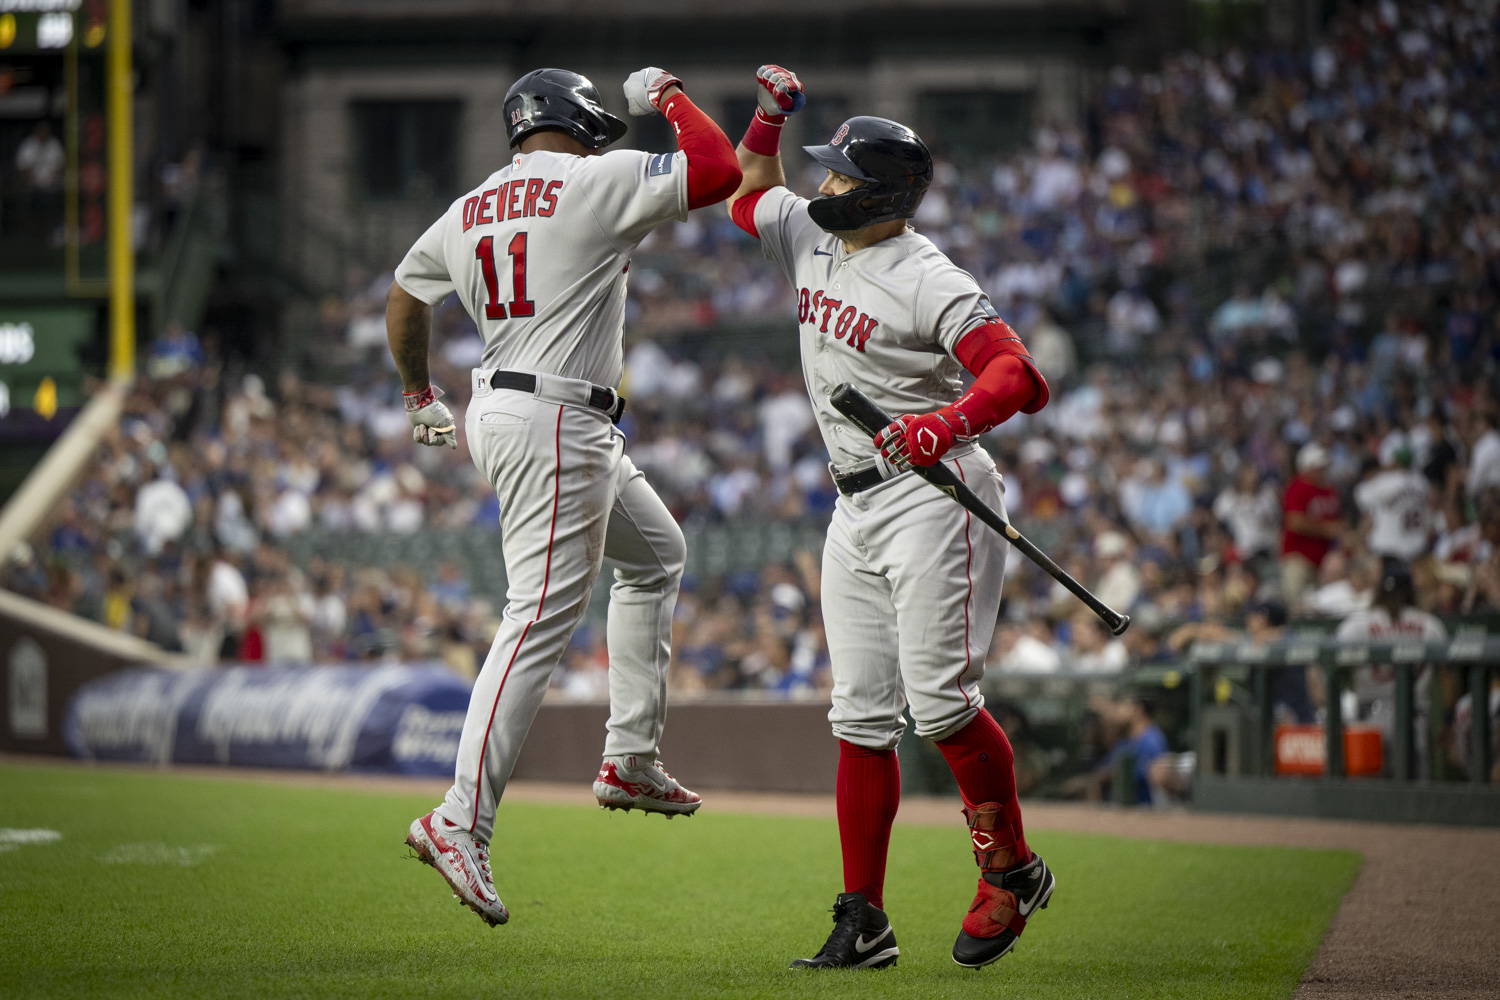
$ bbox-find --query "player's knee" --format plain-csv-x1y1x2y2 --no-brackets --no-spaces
912,703,981,743
656,522,687,585
830,719,905,750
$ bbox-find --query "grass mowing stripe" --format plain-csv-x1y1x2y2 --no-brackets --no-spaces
0,764,1359,1000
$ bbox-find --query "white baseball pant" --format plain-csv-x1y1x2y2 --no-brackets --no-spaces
435,370,684,843
821,446,1008,750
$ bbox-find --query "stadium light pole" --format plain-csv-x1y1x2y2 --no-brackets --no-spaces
107,0,134,381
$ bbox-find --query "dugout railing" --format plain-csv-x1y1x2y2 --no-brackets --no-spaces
1188,637,1500,827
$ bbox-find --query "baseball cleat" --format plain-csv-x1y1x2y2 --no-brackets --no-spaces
593,755,702,816
952,852,1053,968
790,892,899,970
405,811,509,927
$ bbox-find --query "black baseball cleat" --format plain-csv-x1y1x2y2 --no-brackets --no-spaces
953,852,1054,969
789,892,899,970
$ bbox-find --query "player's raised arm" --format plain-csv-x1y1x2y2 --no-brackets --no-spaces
727,64,805,237
623,67,741,209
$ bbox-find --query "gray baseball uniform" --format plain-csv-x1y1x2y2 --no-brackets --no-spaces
753,185,1011,748
396,147,689,841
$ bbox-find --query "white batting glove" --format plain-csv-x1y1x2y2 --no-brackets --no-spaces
623,67,683,117
403,384,456,449
755,64,806,116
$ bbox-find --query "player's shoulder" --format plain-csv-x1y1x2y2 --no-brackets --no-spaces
1334,608,1382,637
569,148,672,181
900,233,983,294
1400,608,1447,636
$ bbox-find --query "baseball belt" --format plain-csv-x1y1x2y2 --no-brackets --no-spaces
832,465,893,496
489,369,627,424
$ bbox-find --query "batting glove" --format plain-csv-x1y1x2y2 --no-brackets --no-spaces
404,384,457,449
874,411,955,469
755,64,806,116
623,67,684,117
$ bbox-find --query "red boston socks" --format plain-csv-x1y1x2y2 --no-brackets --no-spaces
835,739,901,909
934,709,1031,867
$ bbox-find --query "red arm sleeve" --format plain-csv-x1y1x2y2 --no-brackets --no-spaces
730,189,766,239
661,93,742,210
943,320,1050,435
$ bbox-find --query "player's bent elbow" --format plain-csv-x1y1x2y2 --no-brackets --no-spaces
687,163,744,211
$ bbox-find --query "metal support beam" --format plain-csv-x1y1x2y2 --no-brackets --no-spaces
1253,666,1273,777
1323,664,1343,778
1472,665,1492,785
1393,662,1413,781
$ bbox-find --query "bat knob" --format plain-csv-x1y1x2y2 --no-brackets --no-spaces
1110,615,1131,637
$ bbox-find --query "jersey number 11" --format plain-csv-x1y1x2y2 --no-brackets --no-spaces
476,233,536,320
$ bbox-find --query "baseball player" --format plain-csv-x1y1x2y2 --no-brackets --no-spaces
388,67,741,926
727,65,1055,970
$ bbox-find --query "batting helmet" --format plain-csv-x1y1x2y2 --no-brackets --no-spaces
503,68,628,150
802,116,933,231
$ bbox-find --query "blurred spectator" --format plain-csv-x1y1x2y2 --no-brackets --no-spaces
147,321,204,379
1069,612,1128,674
1064,695,1168,804
1281,444,1342,601
15,121,63,240
1092,532,1142,614
1354,445,1433,564
1213,463,1280,567
990,620,1063,672
1336,564,1448,763
133,471,192,557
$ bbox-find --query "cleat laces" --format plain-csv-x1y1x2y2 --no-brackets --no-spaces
815,899,861,959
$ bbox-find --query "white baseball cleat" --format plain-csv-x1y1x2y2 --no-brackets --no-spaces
405,811,509,926
593,755,703,816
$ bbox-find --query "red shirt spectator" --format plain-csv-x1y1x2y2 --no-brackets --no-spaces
1282,445,1342,566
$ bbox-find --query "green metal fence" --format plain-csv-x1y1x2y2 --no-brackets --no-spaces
1188,637,1500,826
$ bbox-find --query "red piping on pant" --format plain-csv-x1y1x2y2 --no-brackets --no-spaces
470,404,565,832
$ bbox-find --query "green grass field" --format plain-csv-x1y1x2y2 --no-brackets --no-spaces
0,763,1359,1000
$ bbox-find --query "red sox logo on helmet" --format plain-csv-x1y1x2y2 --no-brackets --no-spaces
831,123,850,145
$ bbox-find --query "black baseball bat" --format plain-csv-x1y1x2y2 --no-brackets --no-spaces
830,383,1130,636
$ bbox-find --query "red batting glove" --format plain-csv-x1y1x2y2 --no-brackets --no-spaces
754,64,806,116
873,411,955,468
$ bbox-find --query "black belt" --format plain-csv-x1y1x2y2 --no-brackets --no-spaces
834,466,889,496
490,370,626,424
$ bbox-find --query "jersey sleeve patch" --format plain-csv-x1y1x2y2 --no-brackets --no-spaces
648,153,674,177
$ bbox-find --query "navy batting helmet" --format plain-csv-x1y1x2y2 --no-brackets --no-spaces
503,68,628,150
802,116,933,231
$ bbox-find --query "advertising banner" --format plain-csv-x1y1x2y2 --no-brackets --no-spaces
65,665,471,776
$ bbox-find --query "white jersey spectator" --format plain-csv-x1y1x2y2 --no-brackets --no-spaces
1335,564,1447,745
1466,416,1500,498
1025,309,1077,385
1353,462,1433,562
1070,614,1129,674
1308,552,1373,618
133,475,192,556
15,122,64,191
1213,465,1281,558
1334,605,1447,643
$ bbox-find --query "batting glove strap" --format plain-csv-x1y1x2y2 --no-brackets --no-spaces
402,384,444,412
755,64,806,116
624,66,684,117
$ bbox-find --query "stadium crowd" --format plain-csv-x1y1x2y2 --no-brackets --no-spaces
5,0,1500,729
